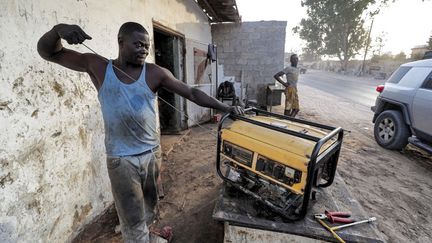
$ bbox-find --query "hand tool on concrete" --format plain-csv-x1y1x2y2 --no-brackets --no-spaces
331,217,377,230
316,218,345,243
315,214,377,243
314,211,354,223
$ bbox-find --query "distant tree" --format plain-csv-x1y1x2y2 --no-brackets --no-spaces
300,48,321,62
379,52,393,61
428,35,432,49
371,51,407,63
370,52,394,63
411,53,424,61
394,51,406,61
372,32,387,56
370,54,380,63
294,0,388,71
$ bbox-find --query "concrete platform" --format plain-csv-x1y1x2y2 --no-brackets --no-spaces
224,224,328,243
213,173,384,243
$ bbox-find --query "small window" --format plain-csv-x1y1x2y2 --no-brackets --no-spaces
422,72,432,90
387,66,411,84
398,67,432,88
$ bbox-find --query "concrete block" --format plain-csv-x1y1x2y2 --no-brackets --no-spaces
213,21,286,107
0,217,17,243
224,59,237,65
249,33,261,39
237,59,247,65
224,45,234,53
247,60,259,66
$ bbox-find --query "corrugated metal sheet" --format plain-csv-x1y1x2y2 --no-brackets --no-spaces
196,0,241,23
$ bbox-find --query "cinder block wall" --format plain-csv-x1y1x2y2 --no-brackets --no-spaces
0,0,213,242
212,21,286,105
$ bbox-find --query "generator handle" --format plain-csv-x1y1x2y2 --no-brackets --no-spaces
298,127,344,218
216,112,231,182
249,108,336,131
222,112,321,142
310,127,344,162
244,107,254,112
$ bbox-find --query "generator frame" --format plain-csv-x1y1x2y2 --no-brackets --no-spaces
216,108,344,221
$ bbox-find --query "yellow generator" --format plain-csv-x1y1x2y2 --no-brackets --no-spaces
216,108,344,220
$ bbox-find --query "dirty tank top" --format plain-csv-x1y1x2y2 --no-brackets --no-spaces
98,60,159,156
283,66,299,87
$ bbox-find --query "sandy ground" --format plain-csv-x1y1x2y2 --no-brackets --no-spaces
81,71,432,243
297,72,432,243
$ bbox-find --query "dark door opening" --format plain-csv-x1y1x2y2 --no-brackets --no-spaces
154,27,187,134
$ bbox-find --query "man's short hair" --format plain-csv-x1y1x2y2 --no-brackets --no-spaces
290,54,298,59
118,22,148,39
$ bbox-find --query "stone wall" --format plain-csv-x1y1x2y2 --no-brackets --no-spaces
212,21,287,105
0,0,213,242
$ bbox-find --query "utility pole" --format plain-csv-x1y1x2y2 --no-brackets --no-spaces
361,18,374,76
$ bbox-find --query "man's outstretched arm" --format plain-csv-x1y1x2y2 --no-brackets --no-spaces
157,66,243,115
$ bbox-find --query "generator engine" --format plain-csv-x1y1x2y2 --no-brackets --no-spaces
216,108,343,220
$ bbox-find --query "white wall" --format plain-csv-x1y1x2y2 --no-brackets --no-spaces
0,0,213,242
185,39,215,126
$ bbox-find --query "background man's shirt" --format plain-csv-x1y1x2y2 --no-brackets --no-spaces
283,66,299,87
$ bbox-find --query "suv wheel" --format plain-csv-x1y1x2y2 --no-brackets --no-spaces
374,110,411,150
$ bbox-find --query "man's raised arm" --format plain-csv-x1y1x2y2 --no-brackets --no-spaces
37,24,93,72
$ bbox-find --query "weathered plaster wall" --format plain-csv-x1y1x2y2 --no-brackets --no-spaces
185,39,215,125
0,0,212,242
212,21,287,105
146,0,215,127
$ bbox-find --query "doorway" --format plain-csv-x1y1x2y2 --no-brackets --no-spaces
153,24,187,134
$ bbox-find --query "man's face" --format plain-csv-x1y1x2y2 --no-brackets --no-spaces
120,31,150,66
291,55,299,67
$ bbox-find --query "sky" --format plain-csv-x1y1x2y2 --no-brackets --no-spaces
236,0,432,58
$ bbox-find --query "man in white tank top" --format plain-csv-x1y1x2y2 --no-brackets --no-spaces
38,22,243,242
274,54,300,118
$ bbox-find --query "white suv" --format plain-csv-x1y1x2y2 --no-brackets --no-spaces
371,59,432,153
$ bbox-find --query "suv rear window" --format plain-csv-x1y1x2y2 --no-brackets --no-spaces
423,73,432,89
387,66,411,84
398,67,432,88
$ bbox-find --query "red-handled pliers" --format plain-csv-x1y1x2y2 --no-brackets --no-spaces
314,210,355,223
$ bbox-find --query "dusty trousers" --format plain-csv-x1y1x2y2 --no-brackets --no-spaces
284,86,299,110
106,146,162,243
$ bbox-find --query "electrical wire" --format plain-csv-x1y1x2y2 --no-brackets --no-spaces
81,43,218,138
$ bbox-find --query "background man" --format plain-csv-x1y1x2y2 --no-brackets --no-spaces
37,22,243,242
217,80,237,105
273,54,300,117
